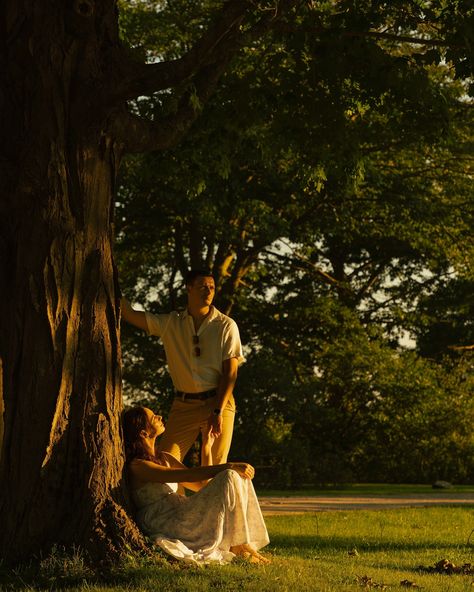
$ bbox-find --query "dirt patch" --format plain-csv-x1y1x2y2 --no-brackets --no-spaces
258,493,474,514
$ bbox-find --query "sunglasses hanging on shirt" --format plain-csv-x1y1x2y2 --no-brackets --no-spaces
192,334,201,357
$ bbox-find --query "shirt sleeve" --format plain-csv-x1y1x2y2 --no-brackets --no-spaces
222,320,246,365
144,311,168,337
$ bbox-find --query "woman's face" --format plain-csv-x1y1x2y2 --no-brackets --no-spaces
143,408,165,437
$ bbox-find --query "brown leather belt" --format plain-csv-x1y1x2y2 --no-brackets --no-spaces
176,389,217,401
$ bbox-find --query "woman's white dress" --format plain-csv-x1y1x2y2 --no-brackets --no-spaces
132,469,270,564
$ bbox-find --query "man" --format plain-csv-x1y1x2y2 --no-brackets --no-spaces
121,269,244,464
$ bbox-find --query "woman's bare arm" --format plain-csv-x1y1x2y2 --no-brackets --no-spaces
129,458,254,490
157,452,209,493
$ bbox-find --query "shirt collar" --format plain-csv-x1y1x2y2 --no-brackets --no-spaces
182,305,219,322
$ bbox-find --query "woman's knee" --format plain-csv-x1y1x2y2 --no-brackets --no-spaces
213,468,239,484
221,468,242,486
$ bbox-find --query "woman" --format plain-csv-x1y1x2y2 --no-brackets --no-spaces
123,406,270,564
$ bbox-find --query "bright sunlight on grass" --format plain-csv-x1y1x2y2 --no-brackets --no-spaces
1,507,472,591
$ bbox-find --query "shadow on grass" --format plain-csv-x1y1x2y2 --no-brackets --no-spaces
0,564,267,592
0,565,189,591
0,549,173,591
269,533,470,555
0,551,266,592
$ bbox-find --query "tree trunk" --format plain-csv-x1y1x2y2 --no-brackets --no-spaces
0,1,144,562
0,0,293,564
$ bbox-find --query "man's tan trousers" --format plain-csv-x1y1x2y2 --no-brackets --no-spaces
157,393,236,464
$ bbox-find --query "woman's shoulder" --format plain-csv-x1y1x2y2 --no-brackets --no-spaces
156,451,184,468
130,456,163,465
129,454,179,470
128,457,167,488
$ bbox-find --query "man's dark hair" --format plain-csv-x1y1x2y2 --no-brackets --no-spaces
185,268,214,286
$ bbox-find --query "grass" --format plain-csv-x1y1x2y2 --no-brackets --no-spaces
1,507,473,591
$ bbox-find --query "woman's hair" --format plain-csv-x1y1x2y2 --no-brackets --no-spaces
122,406,157,463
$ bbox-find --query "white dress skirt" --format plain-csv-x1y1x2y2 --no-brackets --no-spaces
132,469,270,564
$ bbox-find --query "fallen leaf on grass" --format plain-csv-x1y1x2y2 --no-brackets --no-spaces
417,558,474,575
355,574,388,589
400,579,422,588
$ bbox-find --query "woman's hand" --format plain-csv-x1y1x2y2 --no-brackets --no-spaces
201,424,216,449
227,462,255,480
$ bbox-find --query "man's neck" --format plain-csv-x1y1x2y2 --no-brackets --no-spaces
187,305,211,331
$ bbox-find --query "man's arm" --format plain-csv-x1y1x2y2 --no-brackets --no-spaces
121,297,149,332
209,357,239,436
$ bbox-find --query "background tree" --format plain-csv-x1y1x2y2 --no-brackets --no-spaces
117,1,474,484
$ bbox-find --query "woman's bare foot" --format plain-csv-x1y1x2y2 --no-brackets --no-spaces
230,544,271,564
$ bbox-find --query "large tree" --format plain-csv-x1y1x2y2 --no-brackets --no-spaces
0,0,299,563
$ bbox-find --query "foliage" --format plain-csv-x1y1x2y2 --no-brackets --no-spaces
237,297,474,485
116,1,474,484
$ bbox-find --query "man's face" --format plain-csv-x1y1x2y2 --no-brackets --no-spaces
187,275,215,308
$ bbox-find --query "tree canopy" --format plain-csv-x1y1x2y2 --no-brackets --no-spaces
117,0,474,485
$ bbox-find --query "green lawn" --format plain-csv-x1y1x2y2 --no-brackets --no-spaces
1,506,473,591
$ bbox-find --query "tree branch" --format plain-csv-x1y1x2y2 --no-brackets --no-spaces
273,24,466,49
109,55,231,152
109,0,301,153
109,0,300,105
344,29,464,48
109,0,253,106
448,344,474,351
189,217,204,269
354,262,388,301
173,222,189,281
263,247,341,288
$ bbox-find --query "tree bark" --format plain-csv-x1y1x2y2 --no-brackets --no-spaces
0,0,146,562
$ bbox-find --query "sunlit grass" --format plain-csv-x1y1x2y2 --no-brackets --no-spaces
266,507,474,590
1,507,473,591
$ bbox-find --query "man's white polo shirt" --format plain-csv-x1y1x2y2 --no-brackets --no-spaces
144,306,245,393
